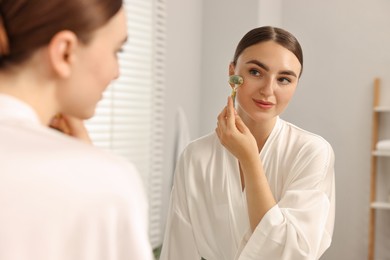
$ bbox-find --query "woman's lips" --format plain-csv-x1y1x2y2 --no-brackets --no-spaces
253,99,274,109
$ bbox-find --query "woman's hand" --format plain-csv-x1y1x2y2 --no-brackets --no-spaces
49,114,92,144
216,97,276,230
215,96,258,163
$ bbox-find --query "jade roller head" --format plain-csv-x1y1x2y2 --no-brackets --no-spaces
228,75,243,106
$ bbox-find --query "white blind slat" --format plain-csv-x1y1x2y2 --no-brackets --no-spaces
85,0,165,249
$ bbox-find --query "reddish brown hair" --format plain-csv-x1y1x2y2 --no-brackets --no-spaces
0,0,122,68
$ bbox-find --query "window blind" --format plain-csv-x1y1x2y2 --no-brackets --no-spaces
85,0,166,249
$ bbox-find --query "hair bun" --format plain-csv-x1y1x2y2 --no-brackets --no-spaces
0,13,10,57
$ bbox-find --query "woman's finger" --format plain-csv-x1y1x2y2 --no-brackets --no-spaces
217,106,227,120
62,115,92,143
226,96,236,129
49,114,92,143
217,106,228,129
49,114,70,134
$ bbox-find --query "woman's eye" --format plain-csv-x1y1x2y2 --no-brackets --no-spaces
278,77,291,85
249,69,261,76
115,48,124,56
114,49,123,59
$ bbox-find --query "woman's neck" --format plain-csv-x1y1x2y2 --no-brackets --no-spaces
239,113,277,152
0,67,58,126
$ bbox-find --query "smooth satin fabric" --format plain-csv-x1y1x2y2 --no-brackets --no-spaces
161,117,335,260
0,94,153,260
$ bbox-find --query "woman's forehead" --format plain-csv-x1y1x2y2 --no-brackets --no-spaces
237,41,301,74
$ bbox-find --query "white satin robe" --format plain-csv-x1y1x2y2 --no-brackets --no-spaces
161,117,335,260
0,94,153,260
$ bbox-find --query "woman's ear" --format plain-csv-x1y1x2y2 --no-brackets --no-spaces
48,31,78,78
229,62,235,76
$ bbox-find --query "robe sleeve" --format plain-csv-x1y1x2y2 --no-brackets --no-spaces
120,163,155,260
237,139,335,260
160,152,201,260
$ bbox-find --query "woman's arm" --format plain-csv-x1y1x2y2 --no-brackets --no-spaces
215,96,276,231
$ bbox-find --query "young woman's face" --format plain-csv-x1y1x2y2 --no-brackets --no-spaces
232,41,302,124
59,8,127,119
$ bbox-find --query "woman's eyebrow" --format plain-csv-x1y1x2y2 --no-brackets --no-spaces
280,70,297,78
246,59,269,71
246,59,297,78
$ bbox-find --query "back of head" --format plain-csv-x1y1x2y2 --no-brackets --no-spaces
232,26,304,77
0,0,123,69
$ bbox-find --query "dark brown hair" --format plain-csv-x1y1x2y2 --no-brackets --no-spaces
232,26,303,77
0,0,123,68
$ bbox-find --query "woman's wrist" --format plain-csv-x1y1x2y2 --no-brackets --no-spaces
239,154,262,174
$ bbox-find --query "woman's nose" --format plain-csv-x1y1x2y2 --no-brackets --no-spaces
259,78,274,97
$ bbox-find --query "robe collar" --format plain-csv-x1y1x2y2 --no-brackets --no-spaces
0,93,42,126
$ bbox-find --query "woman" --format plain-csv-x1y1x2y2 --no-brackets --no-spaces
0,0,153,259
161,26,335,260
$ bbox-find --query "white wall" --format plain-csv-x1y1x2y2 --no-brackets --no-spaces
257,0,282,27
199,0,259,136
161,0,203,244
162,0,390,259
280,1,390,259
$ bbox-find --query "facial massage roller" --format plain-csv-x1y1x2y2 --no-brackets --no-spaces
228,75,244,107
